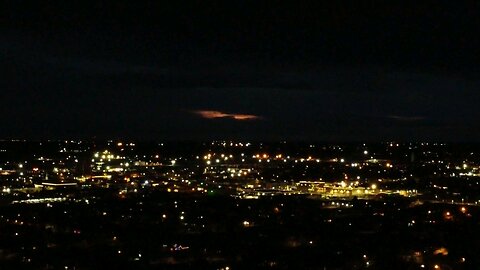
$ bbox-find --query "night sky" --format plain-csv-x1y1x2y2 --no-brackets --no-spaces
1,1,480,141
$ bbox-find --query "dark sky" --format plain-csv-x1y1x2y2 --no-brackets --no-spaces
1,1,480,141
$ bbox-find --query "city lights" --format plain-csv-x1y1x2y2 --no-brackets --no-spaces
0,140,478,269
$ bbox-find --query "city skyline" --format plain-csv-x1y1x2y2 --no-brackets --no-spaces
0,139,479,269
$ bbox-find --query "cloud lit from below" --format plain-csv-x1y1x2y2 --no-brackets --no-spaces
193,110,261,120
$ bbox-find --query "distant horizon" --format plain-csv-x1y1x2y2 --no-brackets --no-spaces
2,138,480,144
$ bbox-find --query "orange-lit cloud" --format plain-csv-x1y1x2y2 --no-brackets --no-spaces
193,110,260,120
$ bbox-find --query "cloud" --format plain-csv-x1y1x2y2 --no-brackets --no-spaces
193,110,261,120
387,115,426,121
42,56,170,76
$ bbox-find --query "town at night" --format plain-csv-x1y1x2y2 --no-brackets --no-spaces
3,1,480,269
1,140,480,269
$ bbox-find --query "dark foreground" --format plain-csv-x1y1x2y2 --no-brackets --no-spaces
0,190,478,270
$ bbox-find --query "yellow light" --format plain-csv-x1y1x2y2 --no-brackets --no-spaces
433,247,449,256
371,184,377,190
434,265,440,269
